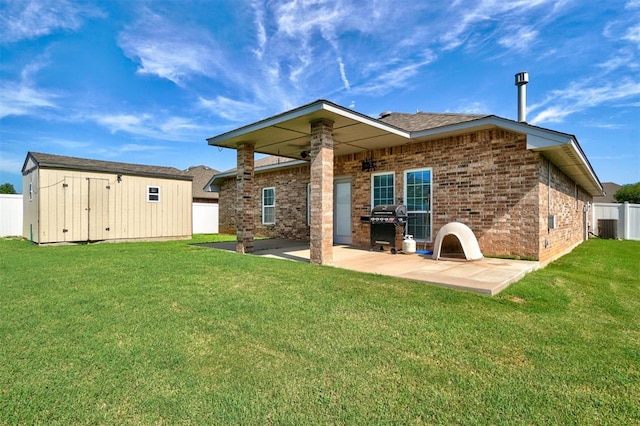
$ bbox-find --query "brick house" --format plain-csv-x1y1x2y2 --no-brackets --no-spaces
207,99,603,266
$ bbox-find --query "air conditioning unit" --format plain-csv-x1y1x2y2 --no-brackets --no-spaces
598,219,618,239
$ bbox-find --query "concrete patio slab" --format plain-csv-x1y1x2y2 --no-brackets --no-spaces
196,239,539,296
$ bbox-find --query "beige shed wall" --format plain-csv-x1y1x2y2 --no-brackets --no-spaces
22,168,40,240
24,168,192,243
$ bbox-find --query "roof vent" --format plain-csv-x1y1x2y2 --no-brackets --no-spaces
514,71,529,123
379,111,392,119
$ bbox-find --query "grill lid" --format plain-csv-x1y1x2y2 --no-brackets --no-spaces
371,204,408,218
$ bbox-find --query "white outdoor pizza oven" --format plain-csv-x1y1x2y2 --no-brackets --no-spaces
432,222,483,261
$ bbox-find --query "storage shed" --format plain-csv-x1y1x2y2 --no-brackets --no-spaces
22,152,193,244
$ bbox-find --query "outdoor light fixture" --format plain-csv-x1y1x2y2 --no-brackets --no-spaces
117,174,122,183
361,158,376,172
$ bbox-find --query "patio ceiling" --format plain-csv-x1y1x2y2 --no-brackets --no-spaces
207,100,410,160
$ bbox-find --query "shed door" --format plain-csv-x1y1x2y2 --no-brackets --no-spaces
88,178,110,241
63,177,88,242
63,177,110,242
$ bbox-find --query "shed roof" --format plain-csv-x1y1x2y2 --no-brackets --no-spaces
22,152,192,181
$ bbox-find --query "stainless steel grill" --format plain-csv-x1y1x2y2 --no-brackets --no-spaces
370,204,408,252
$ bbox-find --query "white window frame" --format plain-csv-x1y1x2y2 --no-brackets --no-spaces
262,187,276,225
371,172,395,207
147,186,160,203
403,168,433,242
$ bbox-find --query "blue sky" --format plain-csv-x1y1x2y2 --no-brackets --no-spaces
1,0,639,193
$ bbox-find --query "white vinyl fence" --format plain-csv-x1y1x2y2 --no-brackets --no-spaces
192,202,219,234
592,202,640,241
0,194,218,237
0,194,22,237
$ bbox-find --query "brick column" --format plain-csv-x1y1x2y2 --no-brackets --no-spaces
236,142,255,253
309,119,334,265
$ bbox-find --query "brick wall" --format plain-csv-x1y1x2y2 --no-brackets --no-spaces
335,129,541,258
537,158,592,264
218,164,310,241
218,128,592,261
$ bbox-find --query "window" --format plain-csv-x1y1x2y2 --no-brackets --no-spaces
147,186,160,202
372,172,395,207
262,187,275,224
404,168,432,242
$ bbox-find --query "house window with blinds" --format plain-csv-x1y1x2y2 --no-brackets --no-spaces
262,187,275,224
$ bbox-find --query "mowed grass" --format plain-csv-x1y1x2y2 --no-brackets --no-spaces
0,236,638,424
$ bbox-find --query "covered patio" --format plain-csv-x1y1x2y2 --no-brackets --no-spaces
196,239,540,296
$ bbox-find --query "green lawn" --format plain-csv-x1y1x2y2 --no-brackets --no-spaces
1,236,638,424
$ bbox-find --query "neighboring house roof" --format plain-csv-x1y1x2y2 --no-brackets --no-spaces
185,165,220,199
206,155,305,190
207,99,603,196
22,152,192,181
593,182,622,203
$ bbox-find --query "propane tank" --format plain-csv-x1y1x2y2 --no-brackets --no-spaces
402,235,416,253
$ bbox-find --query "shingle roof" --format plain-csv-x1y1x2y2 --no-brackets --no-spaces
593,182,622,203
184,165,220,199
24,152,192,181
378,112,489,131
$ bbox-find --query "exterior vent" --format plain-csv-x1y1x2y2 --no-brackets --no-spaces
379,111,392,119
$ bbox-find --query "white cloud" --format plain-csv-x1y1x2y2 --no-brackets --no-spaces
456,101,490,114
0,83,58,118
198,96,265,122
0,58,59,118
353,50,437,95
596,49,639,72
623,23,640,44
337,57,350,91
498,25,539,52
626,0,640,9
529,78,640,124
91,112,210,142
118,10,224,85
0,0,102,43
0,152,23,174
439,0,560,52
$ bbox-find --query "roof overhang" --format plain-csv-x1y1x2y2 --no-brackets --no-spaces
207,101,603,196
207,99,410,160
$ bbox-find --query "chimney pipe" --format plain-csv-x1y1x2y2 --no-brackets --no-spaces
515,71,529,123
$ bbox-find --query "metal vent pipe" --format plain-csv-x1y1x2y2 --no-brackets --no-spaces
515,72,529,122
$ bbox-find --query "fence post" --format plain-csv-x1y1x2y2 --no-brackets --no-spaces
623,202,630,240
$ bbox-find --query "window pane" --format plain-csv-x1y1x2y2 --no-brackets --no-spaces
405,170,431,241
372,173,394,206
264,206,275,224
263,187,275,224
